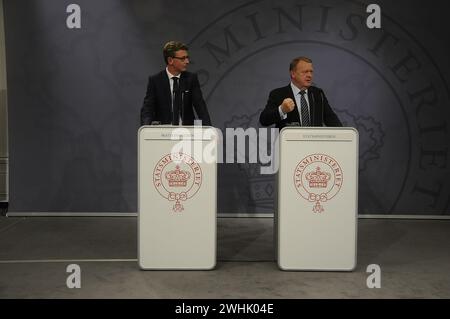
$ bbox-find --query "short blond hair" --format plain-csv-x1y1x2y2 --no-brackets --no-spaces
163,41,189,64
289,56,312,71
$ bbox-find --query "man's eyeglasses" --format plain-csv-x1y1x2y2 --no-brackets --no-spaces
172,56,190,61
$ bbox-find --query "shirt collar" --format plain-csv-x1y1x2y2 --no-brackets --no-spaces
166,67,181,80
290,82,308,96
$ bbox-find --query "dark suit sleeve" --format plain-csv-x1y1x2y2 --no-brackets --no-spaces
259,90,283,127
191,73,212,126
320,89,342,127
140,76,156,126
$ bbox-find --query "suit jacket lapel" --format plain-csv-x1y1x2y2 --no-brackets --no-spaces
179,72,187,92
308,88,317,126
179,72,187,122
160,71,172,118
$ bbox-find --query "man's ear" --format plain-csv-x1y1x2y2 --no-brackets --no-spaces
167,57,173,65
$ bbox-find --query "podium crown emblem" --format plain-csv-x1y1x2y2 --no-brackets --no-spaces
306,166,331,188
165,165,191,187
294,154,343,214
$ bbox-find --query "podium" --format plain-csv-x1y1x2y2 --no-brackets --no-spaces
277,127,358,271
138,126,218,270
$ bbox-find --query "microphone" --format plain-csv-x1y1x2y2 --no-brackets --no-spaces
181,91,184,125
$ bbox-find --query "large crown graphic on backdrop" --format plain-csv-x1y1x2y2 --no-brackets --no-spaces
165,165,191,187
306,167,331,188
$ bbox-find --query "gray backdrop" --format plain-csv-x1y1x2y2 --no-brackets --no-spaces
4,0,450,214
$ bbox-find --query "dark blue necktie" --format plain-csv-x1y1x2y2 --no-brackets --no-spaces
299,90,310,126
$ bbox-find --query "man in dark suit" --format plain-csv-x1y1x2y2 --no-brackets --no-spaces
259,57,342,129
140,41,212,126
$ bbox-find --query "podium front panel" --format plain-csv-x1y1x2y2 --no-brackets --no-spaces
138,126,217,270
278,127,358,271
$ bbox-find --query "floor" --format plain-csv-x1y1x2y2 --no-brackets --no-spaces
0,216,449,298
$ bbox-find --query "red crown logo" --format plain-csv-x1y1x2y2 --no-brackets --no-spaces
305,167,331,188
165,165,191,187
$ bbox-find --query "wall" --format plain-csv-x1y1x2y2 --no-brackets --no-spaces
4,0,450,215
0,0,8,203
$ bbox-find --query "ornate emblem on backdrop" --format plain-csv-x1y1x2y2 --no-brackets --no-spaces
186,0,450,213
335,109,384,172
224,110,276,212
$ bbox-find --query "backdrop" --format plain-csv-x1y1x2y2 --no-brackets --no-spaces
4,0,450,215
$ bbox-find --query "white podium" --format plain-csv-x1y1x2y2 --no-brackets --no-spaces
277,127,358,271
138,126,218,270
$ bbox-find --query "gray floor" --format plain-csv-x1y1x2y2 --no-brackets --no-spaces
0,216,449,298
